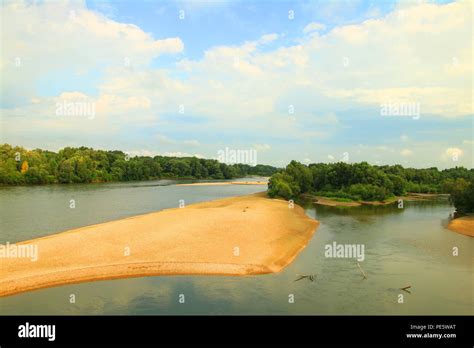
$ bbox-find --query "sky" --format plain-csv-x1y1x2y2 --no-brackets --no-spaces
0,0,472,168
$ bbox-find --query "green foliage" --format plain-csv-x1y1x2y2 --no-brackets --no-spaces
330,197,355,203
316,190,358,201
268,160,473,203
0,144,279,185
387,174,408,196
348,183,388,201
267,173,294,200
443,178,474,213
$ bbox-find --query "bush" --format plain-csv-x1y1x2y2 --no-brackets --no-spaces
388,174,407,196
348,184,388,201
407,181,439,193
443,178,474,213
317,190,358,201
268,174,294,200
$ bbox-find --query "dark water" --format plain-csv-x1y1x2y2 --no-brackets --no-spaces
0,180,472,315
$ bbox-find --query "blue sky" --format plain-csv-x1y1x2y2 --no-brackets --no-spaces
39,0,401,97
1,0,472,168
86,0,397,59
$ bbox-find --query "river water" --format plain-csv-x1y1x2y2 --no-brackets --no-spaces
0,179,472,314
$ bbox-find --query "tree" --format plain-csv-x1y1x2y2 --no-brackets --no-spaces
286,161,312,193
24,167,49,184
21,161,29,173
268,173,294,199
0,158,24,184
388,174,407,196
58,159,76,183
443,178,474,213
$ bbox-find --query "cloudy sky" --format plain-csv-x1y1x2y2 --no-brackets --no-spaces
1,0,472,168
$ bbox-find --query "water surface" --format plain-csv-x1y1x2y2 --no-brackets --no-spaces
0,180,472,315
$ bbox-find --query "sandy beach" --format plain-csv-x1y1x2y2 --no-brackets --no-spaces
0,193,318,297
312,196,397,207
313,196,362,207
176,181,268,186
312,194,440,207
447,216,474,237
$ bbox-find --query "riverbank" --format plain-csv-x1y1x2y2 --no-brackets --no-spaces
313,196,361,207
311,193,446,207
312,196,397,207
0,192,318,297
176,181,268,186
447,216,474,237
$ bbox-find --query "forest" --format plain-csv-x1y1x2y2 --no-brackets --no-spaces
268,160,474,213
2,144,473,213
0,144,278,185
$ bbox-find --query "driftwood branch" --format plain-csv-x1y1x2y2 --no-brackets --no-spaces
357,262,367,279
400,285,411,293
294,274,316,282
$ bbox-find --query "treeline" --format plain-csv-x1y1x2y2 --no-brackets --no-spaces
268,161,474,212
0,144,278,185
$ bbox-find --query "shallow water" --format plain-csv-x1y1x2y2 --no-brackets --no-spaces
0,180,472,315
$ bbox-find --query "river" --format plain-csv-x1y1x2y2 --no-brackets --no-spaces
0,179,472,314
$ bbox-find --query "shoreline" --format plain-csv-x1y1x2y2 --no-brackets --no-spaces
311,194,445,207
176,181,268,186
313,196,362,207
447,216,474,237
0,192,318,297
0,177,270,188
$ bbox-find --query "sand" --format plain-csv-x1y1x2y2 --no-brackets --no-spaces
313,195,420,207
313,196,361,207
447,216,474,237
0,193,318,297
176,181,268,186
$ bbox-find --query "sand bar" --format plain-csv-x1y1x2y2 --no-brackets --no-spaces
312,195,421,207
0,193,318,297
313,196,361,207
447,216,474,237
176,181,268,186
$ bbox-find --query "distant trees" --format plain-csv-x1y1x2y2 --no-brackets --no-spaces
2,143,472,212
0,144,279,185
268,160,474,203
268,171,300,200
347,183,388,201
442,178,474,213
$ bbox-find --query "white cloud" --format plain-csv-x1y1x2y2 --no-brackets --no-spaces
161,152,204,158
253,144,271,152
155,136,202,147
303,22,326,33
127,149,159,157
175,0,471,119
156,134,176,145
1,0,472,168
401,149,413,157
258,33,279,44
1,1,183,104
183,140,201,147
443,147,464,161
